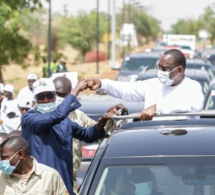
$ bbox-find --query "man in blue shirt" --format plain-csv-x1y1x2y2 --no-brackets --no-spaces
21,78,124,195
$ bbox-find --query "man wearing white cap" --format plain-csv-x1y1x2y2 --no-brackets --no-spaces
0,104,21,133
21,78,125,195
0,84,20,120
18,98,33,116
17,73,37,103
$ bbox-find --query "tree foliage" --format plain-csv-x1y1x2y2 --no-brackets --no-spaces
0,0,43,82
116,4,161,43
170,5,215,44
58,10,107,62
199,6,215,44
170,18,202,36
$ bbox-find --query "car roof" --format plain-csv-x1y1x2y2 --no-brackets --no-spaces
126,52,161,59
202,48,215,54
185,69,210,80
136,69,157,80
186,58,212,66
136,68,210,81
103,119,215,158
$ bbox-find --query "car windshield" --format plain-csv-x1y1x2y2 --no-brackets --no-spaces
94,158,215,195
121,57,159,71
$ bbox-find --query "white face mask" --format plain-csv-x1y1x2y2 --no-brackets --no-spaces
157,67,178,86
36,102,56,114
55,96,65,107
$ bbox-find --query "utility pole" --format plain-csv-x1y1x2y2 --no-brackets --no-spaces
107,0,110,61
111,0,116,67
47,0,52,77
96,0,99,74
122,0,125,58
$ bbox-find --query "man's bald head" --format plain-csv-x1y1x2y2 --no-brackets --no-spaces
0,136,30,156
53,76,72,98
0,132,8,145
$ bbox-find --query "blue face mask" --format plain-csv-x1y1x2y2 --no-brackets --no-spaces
0,151,20,175
36,102,56,114
132,181,153,195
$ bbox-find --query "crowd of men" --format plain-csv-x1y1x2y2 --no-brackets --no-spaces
0,49,205,194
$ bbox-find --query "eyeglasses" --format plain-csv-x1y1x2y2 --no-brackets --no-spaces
35,92,55,102
158,64,177,72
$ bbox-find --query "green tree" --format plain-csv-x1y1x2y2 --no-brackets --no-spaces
116,4,161,44
199,6,215,44
0,1,42,82
58,10,107,62
170,18,202,36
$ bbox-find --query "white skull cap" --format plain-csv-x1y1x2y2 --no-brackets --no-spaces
27,74,38,80
4,84,14,95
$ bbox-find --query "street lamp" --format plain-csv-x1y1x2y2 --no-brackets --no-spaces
47,0,52,77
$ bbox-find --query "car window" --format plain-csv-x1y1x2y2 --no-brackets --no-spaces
186,64,215,80
202,81,209,95
207,55,215,65
205,90,215,110
94,164,215,195
121,58,159,71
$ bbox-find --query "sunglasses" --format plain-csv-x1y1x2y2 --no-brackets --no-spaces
20,107,30,112
35,92,56,102
158,64,176,72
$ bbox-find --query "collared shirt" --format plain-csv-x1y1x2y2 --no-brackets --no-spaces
17,86,34,103
101,77,204,114
21,94,105,195
0,157,68,195
69,109,97,191
0,98,20,120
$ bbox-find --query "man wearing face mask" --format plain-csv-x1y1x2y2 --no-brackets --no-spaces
21,78,124,195
87,49,204,121
0,136,68,194
53,76,124,193
53,76,97,193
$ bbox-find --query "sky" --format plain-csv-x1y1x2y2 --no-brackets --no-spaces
43,0,215,31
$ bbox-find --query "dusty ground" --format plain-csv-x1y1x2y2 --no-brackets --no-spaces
3,42,154,96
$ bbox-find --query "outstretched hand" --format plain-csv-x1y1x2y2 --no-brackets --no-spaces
138,104,157,121
87,78,101,91
71,79,88,97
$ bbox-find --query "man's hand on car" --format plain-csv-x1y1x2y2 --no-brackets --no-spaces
138,104,157,121
96,103,127,131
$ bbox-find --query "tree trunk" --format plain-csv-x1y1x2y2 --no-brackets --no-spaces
0,66,3,83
